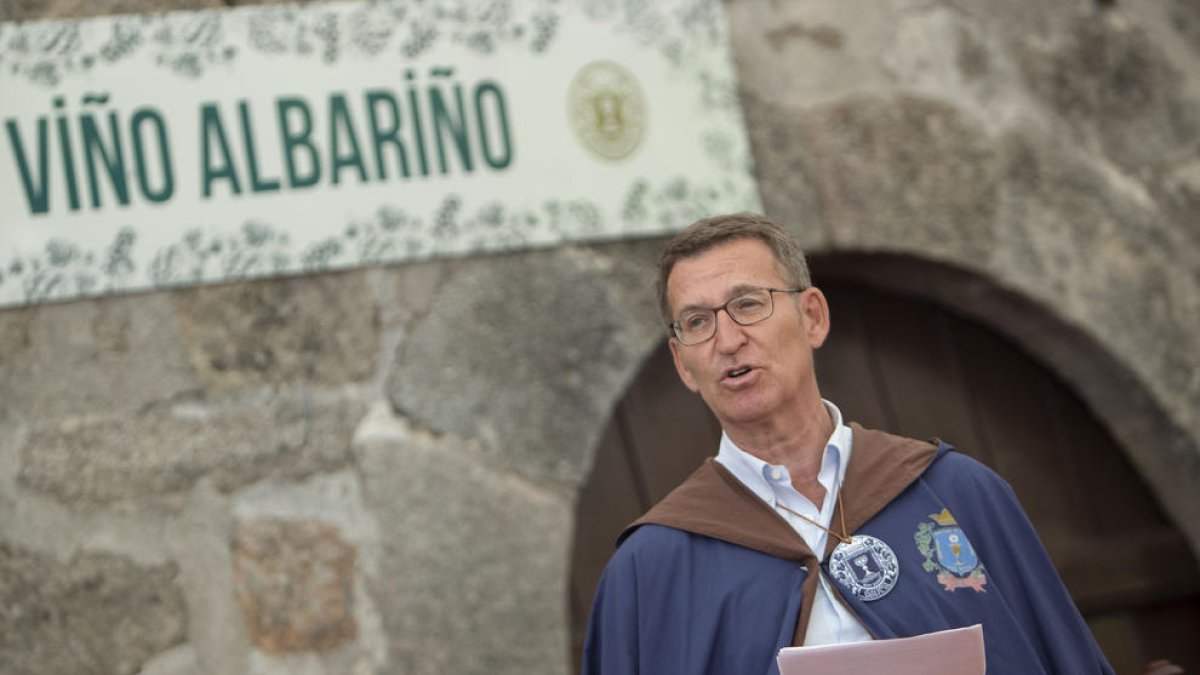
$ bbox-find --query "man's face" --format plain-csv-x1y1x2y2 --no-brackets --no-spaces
666,238,829,430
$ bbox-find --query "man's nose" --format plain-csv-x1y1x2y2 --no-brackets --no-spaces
712,308,748,352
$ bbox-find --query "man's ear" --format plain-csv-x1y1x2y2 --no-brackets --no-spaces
668,338,701,393
799,287,831,349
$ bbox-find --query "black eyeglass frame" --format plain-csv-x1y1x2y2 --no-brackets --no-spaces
667,286,807,345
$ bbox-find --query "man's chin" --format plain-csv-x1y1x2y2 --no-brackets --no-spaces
710,400,773,429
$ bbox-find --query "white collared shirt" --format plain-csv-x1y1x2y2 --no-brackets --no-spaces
715,400,873,646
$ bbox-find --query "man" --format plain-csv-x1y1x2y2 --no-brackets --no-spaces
582,213,1114,674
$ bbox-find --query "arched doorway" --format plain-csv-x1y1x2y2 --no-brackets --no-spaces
569,277,1200,673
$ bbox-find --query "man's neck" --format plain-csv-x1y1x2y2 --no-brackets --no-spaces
724,401,835,505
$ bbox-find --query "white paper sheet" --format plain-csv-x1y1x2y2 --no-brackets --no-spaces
777,624,985,675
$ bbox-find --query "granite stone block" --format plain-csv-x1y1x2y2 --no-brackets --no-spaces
386,247,659,487
752,93,1001,262
353,417,571,675
18,388,366,503
0,545,186,675
0,292,197,422
176,272,378,391
233,517,358,654
1017,14,1197,172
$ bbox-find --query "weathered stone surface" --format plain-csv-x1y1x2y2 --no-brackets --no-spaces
168,481,252,675
749,93,1002,262
1159,159,1200,253
585,238,665,328
136,645,202,675
353,413,571,675
176,272,378,391
994,128,1200,440
18,387,366,502
726,0,897,110
0,545,186,675
1171,0,1200,56
386,246,659,486
1017,13,1198,172
233,517,358,654
947,0,1081,42
0,292,197,422
230,469,389,672
0,0,221,21
367,259,451,333
876,7,1034,131
0,422,22,524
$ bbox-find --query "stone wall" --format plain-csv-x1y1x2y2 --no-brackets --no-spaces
2,1,1198,674
0,245,663,675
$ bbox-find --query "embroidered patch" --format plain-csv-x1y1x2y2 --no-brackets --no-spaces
915,508,988,592
829,535,900,601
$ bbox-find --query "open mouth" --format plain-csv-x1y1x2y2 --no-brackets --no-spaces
726,366,752,379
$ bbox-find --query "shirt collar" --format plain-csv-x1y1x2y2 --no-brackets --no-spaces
715,400,853,507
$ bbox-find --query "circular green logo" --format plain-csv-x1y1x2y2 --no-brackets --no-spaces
568,60,647,161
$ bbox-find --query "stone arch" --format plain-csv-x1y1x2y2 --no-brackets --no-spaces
806,251,1200,558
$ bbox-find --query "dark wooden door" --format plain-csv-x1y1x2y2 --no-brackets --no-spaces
569,280,1200,673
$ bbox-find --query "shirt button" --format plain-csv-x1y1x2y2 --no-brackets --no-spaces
771,468,784,481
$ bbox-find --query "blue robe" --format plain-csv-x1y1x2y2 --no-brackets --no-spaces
582,425,1114,674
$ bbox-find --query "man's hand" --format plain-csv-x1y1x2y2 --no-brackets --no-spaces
1140,659,1185,675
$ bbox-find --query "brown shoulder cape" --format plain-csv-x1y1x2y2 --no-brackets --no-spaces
619,423,939,646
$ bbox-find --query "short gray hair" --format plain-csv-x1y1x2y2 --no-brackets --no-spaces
656,212,811,325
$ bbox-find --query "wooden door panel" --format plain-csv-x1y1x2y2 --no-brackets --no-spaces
948,317,1095,546
570,418,647,624
1050,384,1169,534
618,349,720,502
815,285,893,430
836,285,989,458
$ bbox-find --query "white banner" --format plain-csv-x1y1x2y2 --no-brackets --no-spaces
0,0,759,308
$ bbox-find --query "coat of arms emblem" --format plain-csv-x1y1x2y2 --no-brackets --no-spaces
567,60,646,161
828,534,900,601
915,508,988,592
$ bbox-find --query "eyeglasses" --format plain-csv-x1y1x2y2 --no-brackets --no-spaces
669,287,805,345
